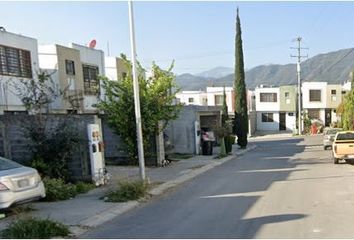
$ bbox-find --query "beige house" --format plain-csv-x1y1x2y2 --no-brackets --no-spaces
38,44,85,113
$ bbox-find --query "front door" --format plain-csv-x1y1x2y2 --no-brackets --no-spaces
279,112,286,131
325,109,332,127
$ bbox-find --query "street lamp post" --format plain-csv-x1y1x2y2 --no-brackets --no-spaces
128,0,145,181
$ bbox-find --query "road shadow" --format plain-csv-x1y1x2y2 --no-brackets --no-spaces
234,214,307,238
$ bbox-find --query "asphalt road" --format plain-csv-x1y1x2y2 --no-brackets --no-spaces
82,135,354,238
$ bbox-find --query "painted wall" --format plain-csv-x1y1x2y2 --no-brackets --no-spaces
0,31,39,113
176,91,207,106
326,84,342,109
256,111,279,131
302,82,327,109
255,87,280,112
285,112,296,131
206,87,234,114
70,43,105,112
279,85,297,112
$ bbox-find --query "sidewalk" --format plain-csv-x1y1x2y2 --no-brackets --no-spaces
0,143,256,237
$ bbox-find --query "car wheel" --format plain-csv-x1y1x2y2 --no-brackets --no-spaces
323,146,327,150
333,157,339,164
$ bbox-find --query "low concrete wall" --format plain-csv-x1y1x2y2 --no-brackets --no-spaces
0,114,101,181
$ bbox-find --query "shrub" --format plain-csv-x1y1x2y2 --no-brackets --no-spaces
43,178,77,201
104,180,149,202
25,120,83,182
1,217,70,239
75,181,96,194
43,178,96,201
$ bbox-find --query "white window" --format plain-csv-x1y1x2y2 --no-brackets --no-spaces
188,97,194,103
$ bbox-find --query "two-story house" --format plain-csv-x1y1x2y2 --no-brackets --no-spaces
302,82,344,126
69,43,105,113
38,43,106,113
255,85,297,131
0,30,39,114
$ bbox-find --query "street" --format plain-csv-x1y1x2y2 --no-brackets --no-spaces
82,135,354,238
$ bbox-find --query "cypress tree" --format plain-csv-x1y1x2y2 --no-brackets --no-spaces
233,8,248,149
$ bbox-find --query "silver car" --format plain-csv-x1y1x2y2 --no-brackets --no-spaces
323,128,342,150
0,157,45,209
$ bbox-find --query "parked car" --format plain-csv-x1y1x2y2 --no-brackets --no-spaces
0,156,45,209
332,131,354,164
323,128,342,150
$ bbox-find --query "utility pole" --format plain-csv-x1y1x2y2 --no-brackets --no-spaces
128,0,145,181
291,37,308,135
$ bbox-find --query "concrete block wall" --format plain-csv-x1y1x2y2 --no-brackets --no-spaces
0,114,101,181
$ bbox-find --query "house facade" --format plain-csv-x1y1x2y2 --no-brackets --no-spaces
39,43,106,113
69,43,105,113
38,44,85,113
302,82,344,126
175,91,207,106
105,56,128,81
0,30,40,114
255,85,297,131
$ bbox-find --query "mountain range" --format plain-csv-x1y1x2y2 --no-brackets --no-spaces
176,48,354,90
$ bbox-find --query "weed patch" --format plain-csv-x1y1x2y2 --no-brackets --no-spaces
104,180,149,202
1,217,70,239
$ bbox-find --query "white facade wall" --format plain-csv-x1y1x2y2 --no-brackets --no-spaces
69,43,105,111
285,112,296,131
0,31,39,113
302,82,327,109
255,87,280,112
38,45,62,111
176,91,207,106
342,81,352,91
206,87,233,114
257,112,279,131
104,57,118,81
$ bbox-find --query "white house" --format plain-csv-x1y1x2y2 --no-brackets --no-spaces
176,91,207,106
0,30,39,114
206,87,234,115
255,86,281,131
254,85,297,132
302,82,344,126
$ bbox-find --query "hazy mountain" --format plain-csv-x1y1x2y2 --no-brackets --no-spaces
196,66,233,79
176,48,354,90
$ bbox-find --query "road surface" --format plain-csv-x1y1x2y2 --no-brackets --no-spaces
83,135,354,238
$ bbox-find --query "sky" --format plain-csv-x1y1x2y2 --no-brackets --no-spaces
1,1,354,75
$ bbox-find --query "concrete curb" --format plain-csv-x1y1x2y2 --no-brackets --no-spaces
73,144,257,237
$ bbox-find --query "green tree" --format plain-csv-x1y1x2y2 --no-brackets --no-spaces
98,55,182,164
14,72,82,181
233,8,248,149
341,71,354,130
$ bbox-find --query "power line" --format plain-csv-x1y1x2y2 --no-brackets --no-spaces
323,48,354,73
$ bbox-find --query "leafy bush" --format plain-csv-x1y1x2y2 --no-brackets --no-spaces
104,180,149,202
43,178,96,202
75,181,95,194
1,217,70,239
26,120,83,182
43,178,77,201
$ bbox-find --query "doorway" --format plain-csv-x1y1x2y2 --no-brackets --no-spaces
279,112,286,131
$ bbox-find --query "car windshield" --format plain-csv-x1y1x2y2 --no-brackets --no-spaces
0,157,22,171
327,129,342,135
336,133,354,141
